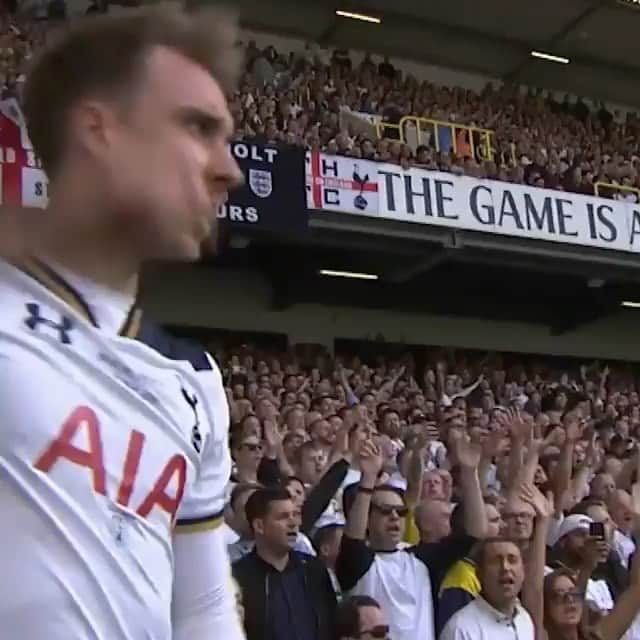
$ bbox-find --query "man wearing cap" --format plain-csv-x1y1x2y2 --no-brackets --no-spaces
546,512,616,614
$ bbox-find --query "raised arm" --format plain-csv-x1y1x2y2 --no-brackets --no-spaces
599,483,640,640
335,441,382,592
451,373,484,400
262,417,293,479
519,483,554,639
500,409,526,494
453,435,488,539
404,434,427,508
551,417,581,512
343,441,382,541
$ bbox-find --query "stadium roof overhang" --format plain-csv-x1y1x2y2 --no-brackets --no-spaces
213,0,640,108
210,212,640,335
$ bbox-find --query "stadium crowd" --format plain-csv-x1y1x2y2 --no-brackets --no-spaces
221,348,640,640
1,11,640,200
234,41,640,201
4,6,640,638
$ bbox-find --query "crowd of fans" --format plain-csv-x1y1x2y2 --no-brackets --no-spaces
220,348,640,640
4,5,640,639
1,11,640,200
233,41,640,201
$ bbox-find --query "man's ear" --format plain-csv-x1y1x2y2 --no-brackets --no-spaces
68,98,119,162
253,518,264,536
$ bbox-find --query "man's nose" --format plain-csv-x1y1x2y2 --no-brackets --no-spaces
215,149,244,190
227,155,244,189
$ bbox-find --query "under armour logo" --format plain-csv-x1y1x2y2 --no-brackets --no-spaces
181,387,202,453
24,302,74,344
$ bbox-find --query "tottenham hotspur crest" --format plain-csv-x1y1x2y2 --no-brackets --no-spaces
181,386,202,453
248,169,273,198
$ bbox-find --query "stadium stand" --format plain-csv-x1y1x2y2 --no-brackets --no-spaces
0,11,639,200
5,2,640,639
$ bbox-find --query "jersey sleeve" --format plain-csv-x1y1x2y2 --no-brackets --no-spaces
175,353,231,533
335,534,376,591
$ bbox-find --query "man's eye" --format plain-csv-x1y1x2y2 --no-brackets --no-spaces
188,117,215,137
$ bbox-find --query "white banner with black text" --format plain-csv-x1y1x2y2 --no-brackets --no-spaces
305,151,640,253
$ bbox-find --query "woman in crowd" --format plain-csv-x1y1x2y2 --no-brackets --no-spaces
541,560,640,640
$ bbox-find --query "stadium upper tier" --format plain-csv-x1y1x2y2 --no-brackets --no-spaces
1,15,639,201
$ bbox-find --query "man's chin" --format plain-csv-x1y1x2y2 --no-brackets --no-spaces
148,237,205,263
200,231,219,257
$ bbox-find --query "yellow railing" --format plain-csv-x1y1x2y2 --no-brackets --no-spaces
594,181,640,201
375,115,496,162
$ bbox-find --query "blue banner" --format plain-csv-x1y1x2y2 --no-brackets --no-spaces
219,140,307,234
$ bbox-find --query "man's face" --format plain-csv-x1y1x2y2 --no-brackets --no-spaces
416,499,452,542
254,498,299,552
329,415,343,434
610,491,633,533
355,605,389,640
445,378,456,396
235,436,263,470
286,479,305,510
368,489,406,548
283,430,305,462
469,407,483,427
382,411,401,438
256,398,277,422
422,471,445,500
232,384,245,400
362,394,376,414
241,415,261,439
286,408,305,431
591,474,616,501
299,447,325,484
502,497,535,541
424,400,436,418
561,528,590,562
485,504,503,538
320,397,334,417
101,46,242,260
555,392,568,410
312,419,335,446
478,541,525,608
350,422,372,452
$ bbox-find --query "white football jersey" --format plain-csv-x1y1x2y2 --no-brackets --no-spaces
0,258,231,639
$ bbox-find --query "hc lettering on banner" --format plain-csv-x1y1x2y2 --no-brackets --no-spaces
306,151,379,214
305,152,640,254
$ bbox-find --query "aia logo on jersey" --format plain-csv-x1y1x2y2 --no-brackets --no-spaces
181,387,202,454
24,302,74,344
33,406,187,526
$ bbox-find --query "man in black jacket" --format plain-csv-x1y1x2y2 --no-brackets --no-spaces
233,487,337,640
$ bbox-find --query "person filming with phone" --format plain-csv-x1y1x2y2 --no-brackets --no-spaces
546,503,627,618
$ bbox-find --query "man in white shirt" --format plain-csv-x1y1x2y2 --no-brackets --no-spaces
440,539,534,640
0,7,245,640
337,437,487,640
